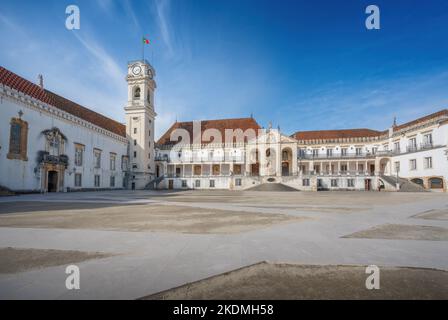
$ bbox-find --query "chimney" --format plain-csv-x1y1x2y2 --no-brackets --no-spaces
38,74,44,89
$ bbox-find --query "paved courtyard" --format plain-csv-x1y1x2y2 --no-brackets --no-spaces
0,190,447,299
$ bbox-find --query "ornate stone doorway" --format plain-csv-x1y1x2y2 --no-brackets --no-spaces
47,170,58,192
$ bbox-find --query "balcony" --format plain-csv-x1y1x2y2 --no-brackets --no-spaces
298,152,381,160
37,151,69,168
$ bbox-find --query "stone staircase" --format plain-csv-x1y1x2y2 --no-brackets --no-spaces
380,175,427,192
246,183,299,191
144,175,165,190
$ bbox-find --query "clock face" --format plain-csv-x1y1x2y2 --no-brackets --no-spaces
132,65,142,75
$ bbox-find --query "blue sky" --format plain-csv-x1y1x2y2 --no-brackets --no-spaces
1,0,448,137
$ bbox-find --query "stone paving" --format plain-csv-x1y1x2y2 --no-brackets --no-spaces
0,190,447,299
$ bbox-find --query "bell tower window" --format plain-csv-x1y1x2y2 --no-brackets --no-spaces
133,86,141,99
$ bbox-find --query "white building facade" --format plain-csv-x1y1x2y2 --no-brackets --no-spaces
155,111,448,192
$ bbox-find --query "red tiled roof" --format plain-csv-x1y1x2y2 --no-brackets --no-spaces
0,66,126,137
157,117,261,146
292,128,383,141
393,109,448,131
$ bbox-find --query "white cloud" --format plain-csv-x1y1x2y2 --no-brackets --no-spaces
154,0,174,57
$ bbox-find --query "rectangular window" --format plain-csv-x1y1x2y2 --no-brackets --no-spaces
394,161,400,173
410,159,417,170
195,180,201,188
424,157,433,169
302,179,310,186
341,164,348,172
423,133,433,147
372,147,377,155
74,144,84,166
235,178,242,186
94,175,101,187
341,148,347,156
181,180,187,188
233,164,242,175
394,142,400,153
134,139,137,146
355,147,362,156
347,179,355,187
9,122,22,154
358,164,364,173
94,149,101,168
331,179,338,187
7,118,28,161
121,156,129,171
134,151,137,158
74,173,82,187
312,149,319,157
408,138,417,152
326,149,333,157
133,128,137,134
110,154,116,171
209,180,215,188
110,176,115,187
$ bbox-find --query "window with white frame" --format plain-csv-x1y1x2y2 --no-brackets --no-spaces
423,133,433,146
394,141,400,153
424,157,433,169
209,180,215,188
121,156,129,171
355,147,362,156
74,173,82,187
195,180,201,188
302,179,310,186
347,179,355,187
408,137,417,150
341,148,347,156
326,148,333,157
235,178,242,186
181,180,187,188
94,149,101,168
74,144,84,166
410,159,417,170
331,179,338,187
312,149,319,157
110,176,115,187
110,153,116,171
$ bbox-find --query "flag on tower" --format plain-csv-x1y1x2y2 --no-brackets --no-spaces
142,37,150,44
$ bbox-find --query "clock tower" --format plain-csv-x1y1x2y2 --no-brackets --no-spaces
124,60,156,189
